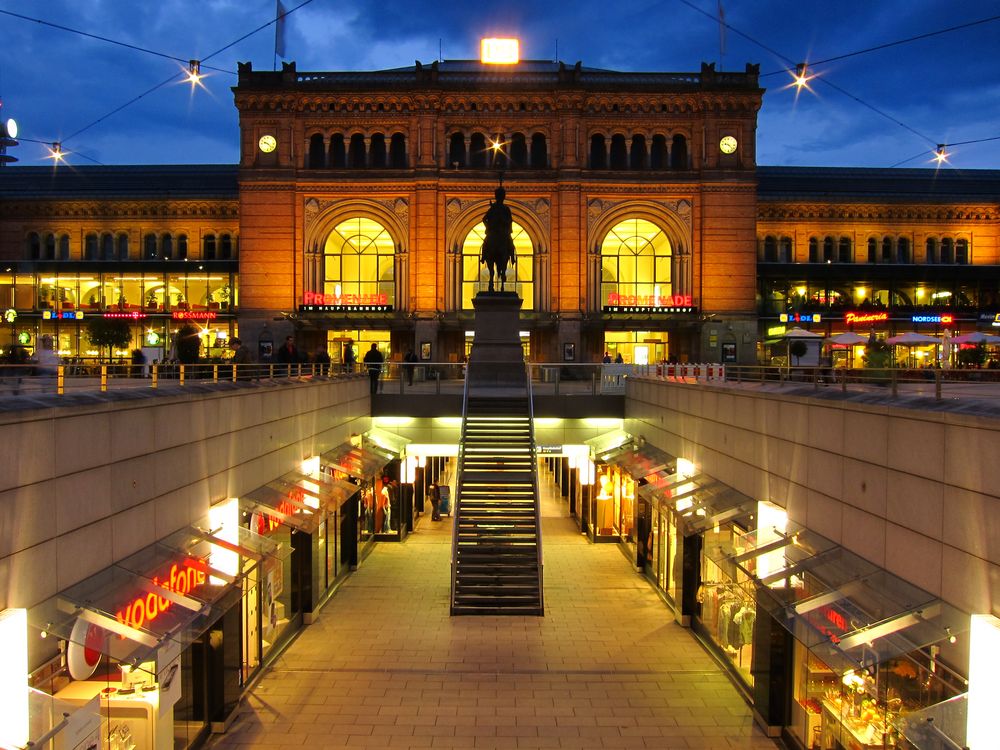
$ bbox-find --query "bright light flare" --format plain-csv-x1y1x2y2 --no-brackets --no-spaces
933,144,949,166
785,63,815,99
185,59,205,87
46,142,66,163
481,38,519,64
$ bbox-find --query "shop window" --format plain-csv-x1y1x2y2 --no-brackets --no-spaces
609,134,627,169
808,237,819,263
941,237,954,264
116,233,129,260
219,234,234,260
43,233,56,261
670,134,688,169
27,232,40,260
530,133,547,168
629,135,647,169
925,237,937,263
838,237,851,263
369,133,387,168
323,217,396,308
823,236,834,263
867,237,878,263
650,134,668,169
389,133,406,168
177,234,188,260
897,236,910,264
779,236,792,263
509,132,528,167
600,218,673,310
328,133,346,168
461,220,534,309
308,133,326,168
469,132,487,168
589,134,607,169
347,134,366,168
762,236,778,263
448,132,466,167
956,238,969,264
161,234,174,260
59,234,70,260
882,237,894,263
203,234,217,260
85,233,99,260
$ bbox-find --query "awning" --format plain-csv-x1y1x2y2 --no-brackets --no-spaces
707,520,969,674
242,484,323,533
365,426,411,456
598,443,675,479
585,430,632,456
272,470,359,511
321,441,394,479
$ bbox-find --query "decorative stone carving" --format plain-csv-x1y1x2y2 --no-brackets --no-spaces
587,198,605,231
532,198,550,231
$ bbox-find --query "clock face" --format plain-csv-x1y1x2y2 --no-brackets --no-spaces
258,134,277,153
5,118,17,139
719,135,738,154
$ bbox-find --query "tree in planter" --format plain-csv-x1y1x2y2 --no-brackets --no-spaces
174,323,201,364
85,318,132,363
862,333,893,383
789,339,808,366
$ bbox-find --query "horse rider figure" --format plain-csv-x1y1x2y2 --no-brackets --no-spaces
481,178,516,292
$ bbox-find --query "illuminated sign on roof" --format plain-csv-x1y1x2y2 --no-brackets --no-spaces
480,38,519,64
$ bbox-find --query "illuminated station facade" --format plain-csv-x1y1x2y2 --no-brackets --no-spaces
1,45,999,364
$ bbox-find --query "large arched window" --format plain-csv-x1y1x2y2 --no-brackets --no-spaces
461,221,533,310
600,219,673,307
323,218,396,306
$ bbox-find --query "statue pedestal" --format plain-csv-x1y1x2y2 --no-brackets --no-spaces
468,292,525,388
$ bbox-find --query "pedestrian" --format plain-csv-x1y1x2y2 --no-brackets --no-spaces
403,347,418,386
428,482,441,521
363,342,383,395
230,336,252,380
614,352,624,364
602,351,612,363
343,342,356,373
276,335,299,375
34,335,60,392
314,345,331,376
130,348,146,378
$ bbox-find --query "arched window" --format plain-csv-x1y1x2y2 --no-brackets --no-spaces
101,233,114,261
219,234,233,260
161,234,173,260
600,219,673,309
27,232,40,260
308,134,326,168
808,237,819,263
880,237,893,263
347,134,366,168
369,133,386,168
530,133,547,168
941,238,954,264
838,237,851,263
448,133,466,168
85,233,98,260
116,234,129,260
43,233,56,261
926,238,937,264
144,233,158,260
629,135,647,169
469,133,487,168
779,237,793,263
510,133,528,168
670,135,688,169
897,237,910,264
177,234,188,260
461,220,533,310
389,133,406,168
762,236,777,263
203,234,217,261
589,134,607,169
59,234,70,261
329,134,346,168
650,135,668,169
956,239,969,264
823,237,834,263
323,217,396,307
867,237,878,263
609,134,627,169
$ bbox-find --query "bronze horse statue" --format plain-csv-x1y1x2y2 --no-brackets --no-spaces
480,183,516,292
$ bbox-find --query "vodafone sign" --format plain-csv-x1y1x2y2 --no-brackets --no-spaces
67,617,106,680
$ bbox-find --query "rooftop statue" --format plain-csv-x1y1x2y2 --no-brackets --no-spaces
480,176,516,293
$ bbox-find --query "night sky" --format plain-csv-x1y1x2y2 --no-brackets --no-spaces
2,0,998,169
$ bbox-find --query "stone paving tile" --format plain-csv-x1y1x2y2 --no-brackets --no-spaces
207,467,778,750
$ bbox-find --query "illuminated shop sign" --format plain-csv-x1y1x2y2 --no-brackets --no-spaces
604,293,695,314
301,304,393,313
911,314,954,324
103,312,146,320
767,325,787,337
172,311,218,321
780,313,821,323
42,310,84,320
301,291,392,313
845,311,888,325
115,559,208,632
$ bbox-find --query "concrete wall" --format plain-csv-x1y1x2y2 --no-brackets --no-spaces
625,377,1000,618
0,376,370,611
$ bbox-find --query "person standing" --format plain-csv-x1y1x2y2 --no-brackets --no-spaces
602,351,612,364
276,335,299,376
343,342,356,373
428,482,441,521
403,347,418,386
314,345,331,376
34,335,60,392
363,343,383,395
230,337,252,380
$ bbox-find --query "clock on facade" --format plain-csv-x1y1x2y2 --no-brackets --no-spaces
719,135,738,154
258,134,277,153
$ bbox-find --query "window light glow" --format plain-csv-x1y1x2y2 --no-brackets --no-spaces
208,498,239,583
968,614,1000,749
0,609,28,750
480,38,519,64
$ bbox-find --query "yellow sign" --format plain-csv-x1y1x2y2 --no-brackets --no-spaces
480,38,519,64
767,325,786,337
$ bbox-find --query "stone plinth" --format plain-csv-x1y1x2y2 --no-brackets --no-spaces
468,292,525,387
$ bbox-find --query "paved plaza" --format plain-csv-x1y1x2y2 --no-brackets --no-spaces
208,469,779,750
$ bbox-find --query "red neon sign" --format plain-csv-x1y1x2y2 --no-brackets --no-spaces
172,311,218,321
846,312,889,325
606,293,693,307
103,312,147,320
114,559,208,632
303,291,388,306
254,489,306,534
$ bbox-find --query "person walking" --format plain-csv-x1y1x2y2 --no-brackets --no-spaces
403,347,418,386
34,335,60,392
363,343,383,395
230,337,252,380
428,482,441,521
314,345,331,376
343,342,356,373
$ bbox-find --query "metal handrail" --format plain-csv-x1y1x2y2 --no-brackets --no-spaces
525,361,544,614
449,360,472,612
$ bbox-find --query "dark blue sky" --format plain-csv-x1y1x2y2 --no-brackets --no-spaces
2,0,998,169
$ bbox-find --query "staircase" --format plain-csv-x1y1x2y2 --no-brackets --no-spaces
450,389,543,615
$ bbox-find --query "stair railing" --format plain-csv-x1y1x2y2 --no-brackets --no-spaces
449,362,473,613
525,362,544,614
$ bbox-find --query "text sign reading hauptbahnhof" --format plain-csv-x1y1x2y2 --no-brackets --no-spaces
603,293,696,314
300,292,393,313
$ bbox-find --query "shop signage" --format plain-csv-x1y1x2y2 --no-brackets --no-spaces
67,617,106,680
2,309,15,324
810,605,849,645
766,325,786,337
780,313,821,323
42,310,84,320
253,493,305,535
301,292,391,313
300,304,393,313
114,559,208,632
845,311,888,325
103,311,146,320
537,445,562,454
911,314,954,324
172,311,218,321
604,293,695,314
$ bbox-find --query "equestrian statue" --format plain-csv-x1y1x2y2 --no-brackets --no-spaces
480,177,517,292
